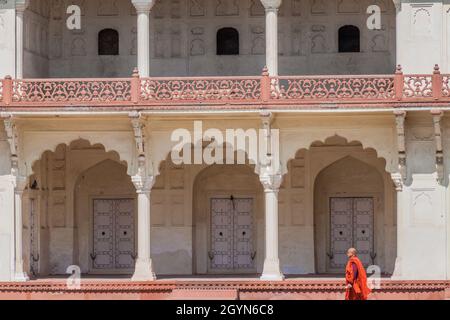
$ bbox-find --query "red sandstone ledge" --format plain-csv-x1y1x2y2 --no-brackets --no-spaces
0,279,448,293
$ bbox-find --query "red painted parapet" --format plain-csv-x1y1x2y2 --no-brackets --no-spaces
1,66,450,110
272,75,395,101
140,76,261,103
8,78,132,105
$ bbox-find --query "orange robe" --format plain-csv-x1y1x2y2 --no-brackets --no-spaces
345,256,371,300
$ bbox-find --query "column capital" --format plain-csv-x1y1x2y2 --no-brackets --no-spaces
132,174,154,194
14,175,27,190
259,171,283,193
392,0,401,12
15,0,29,13
132,0,156,13
260,0,282,10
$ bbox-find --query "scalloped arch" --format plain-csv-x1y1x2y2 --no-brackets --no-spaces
153,141,261,177
22,133,134,177
281,132,396,175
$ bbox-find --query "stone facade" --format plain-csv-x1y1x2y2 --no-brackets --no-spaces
0,0,450,283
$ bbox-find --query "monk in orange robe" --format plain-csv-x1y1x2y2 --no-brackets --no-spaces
345,248,371,300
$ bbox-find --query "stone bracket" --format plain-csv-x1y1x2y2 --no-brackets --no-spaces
431,110,444,184
2,114,22,177
2,114,18,157
129,111,146,156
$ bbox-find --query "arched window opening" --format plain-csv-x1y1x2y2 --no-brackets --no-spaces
338,25,360,53
217,28,239,55
98,28,119,55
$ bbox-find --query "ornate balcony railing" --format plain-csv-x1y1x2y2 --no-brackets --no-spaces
1,65,449,110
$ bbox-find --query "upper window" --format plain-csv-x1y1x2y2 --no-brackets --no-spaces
217,28,239,55
98,29,119,55
338,25,360,53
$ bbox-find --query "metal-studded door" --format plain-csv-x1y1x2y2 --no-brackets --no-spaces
92,199,135,271
329,197,374,271
210,198,254,272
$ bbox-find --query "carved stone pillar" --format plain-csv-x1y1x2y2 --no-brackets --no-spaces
261,0,282,76
392,110,406,278
394,110,407,181
13,173,29,282
15,0,29,79
258,112,284,280
259,171,284,281
431,110,444,184
3,115,29,281
129,113,155,280
131,171,156,281
132,0,156,77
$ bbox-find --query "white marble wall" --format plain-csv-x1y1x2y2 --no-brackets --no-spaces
19,0,397,78
0,1,17,77
5,1,450,78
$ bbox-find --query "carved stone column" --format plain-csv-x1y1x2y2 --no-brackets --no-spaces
259,170,284,280
394,110,407,181
392,110,406,279
261,0,282,76
131,170,156,281
15,0,30,78
13,173,29,282
132,0,156,77
258,112,284,280
431,110,444,184
3,115,29,281
129,113,155,281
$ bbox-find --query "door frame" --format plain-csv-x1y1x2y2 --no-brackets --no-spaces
325,193,380,273
206,192,257,274
89,195,137,275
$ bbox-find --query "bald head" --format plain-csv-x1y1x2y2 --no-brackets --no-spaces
347,248,357,258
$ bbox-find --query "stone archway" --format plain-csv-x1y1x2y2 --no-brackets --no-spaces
23,139,132,277
310,137,396,275
281,136,396,276
74,159,136,275
192,164,264,275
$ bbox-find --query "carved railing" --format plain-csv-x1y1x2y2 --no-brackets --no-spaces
1,65,449,109
272,75,395,101
140,76,261,103
10,78,131,104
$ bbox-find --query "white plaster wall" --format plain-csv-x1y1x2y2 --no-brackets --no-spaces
0,122,11,176
0,123,14,281
23,0,50,78
20,0,397,78
0,1,16,78
393,113,448,279
397,1,444,73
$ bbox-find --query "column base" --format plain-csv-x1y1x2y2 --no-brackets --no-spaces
131,258,156,281
14,272,30,282
260,258,284,281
